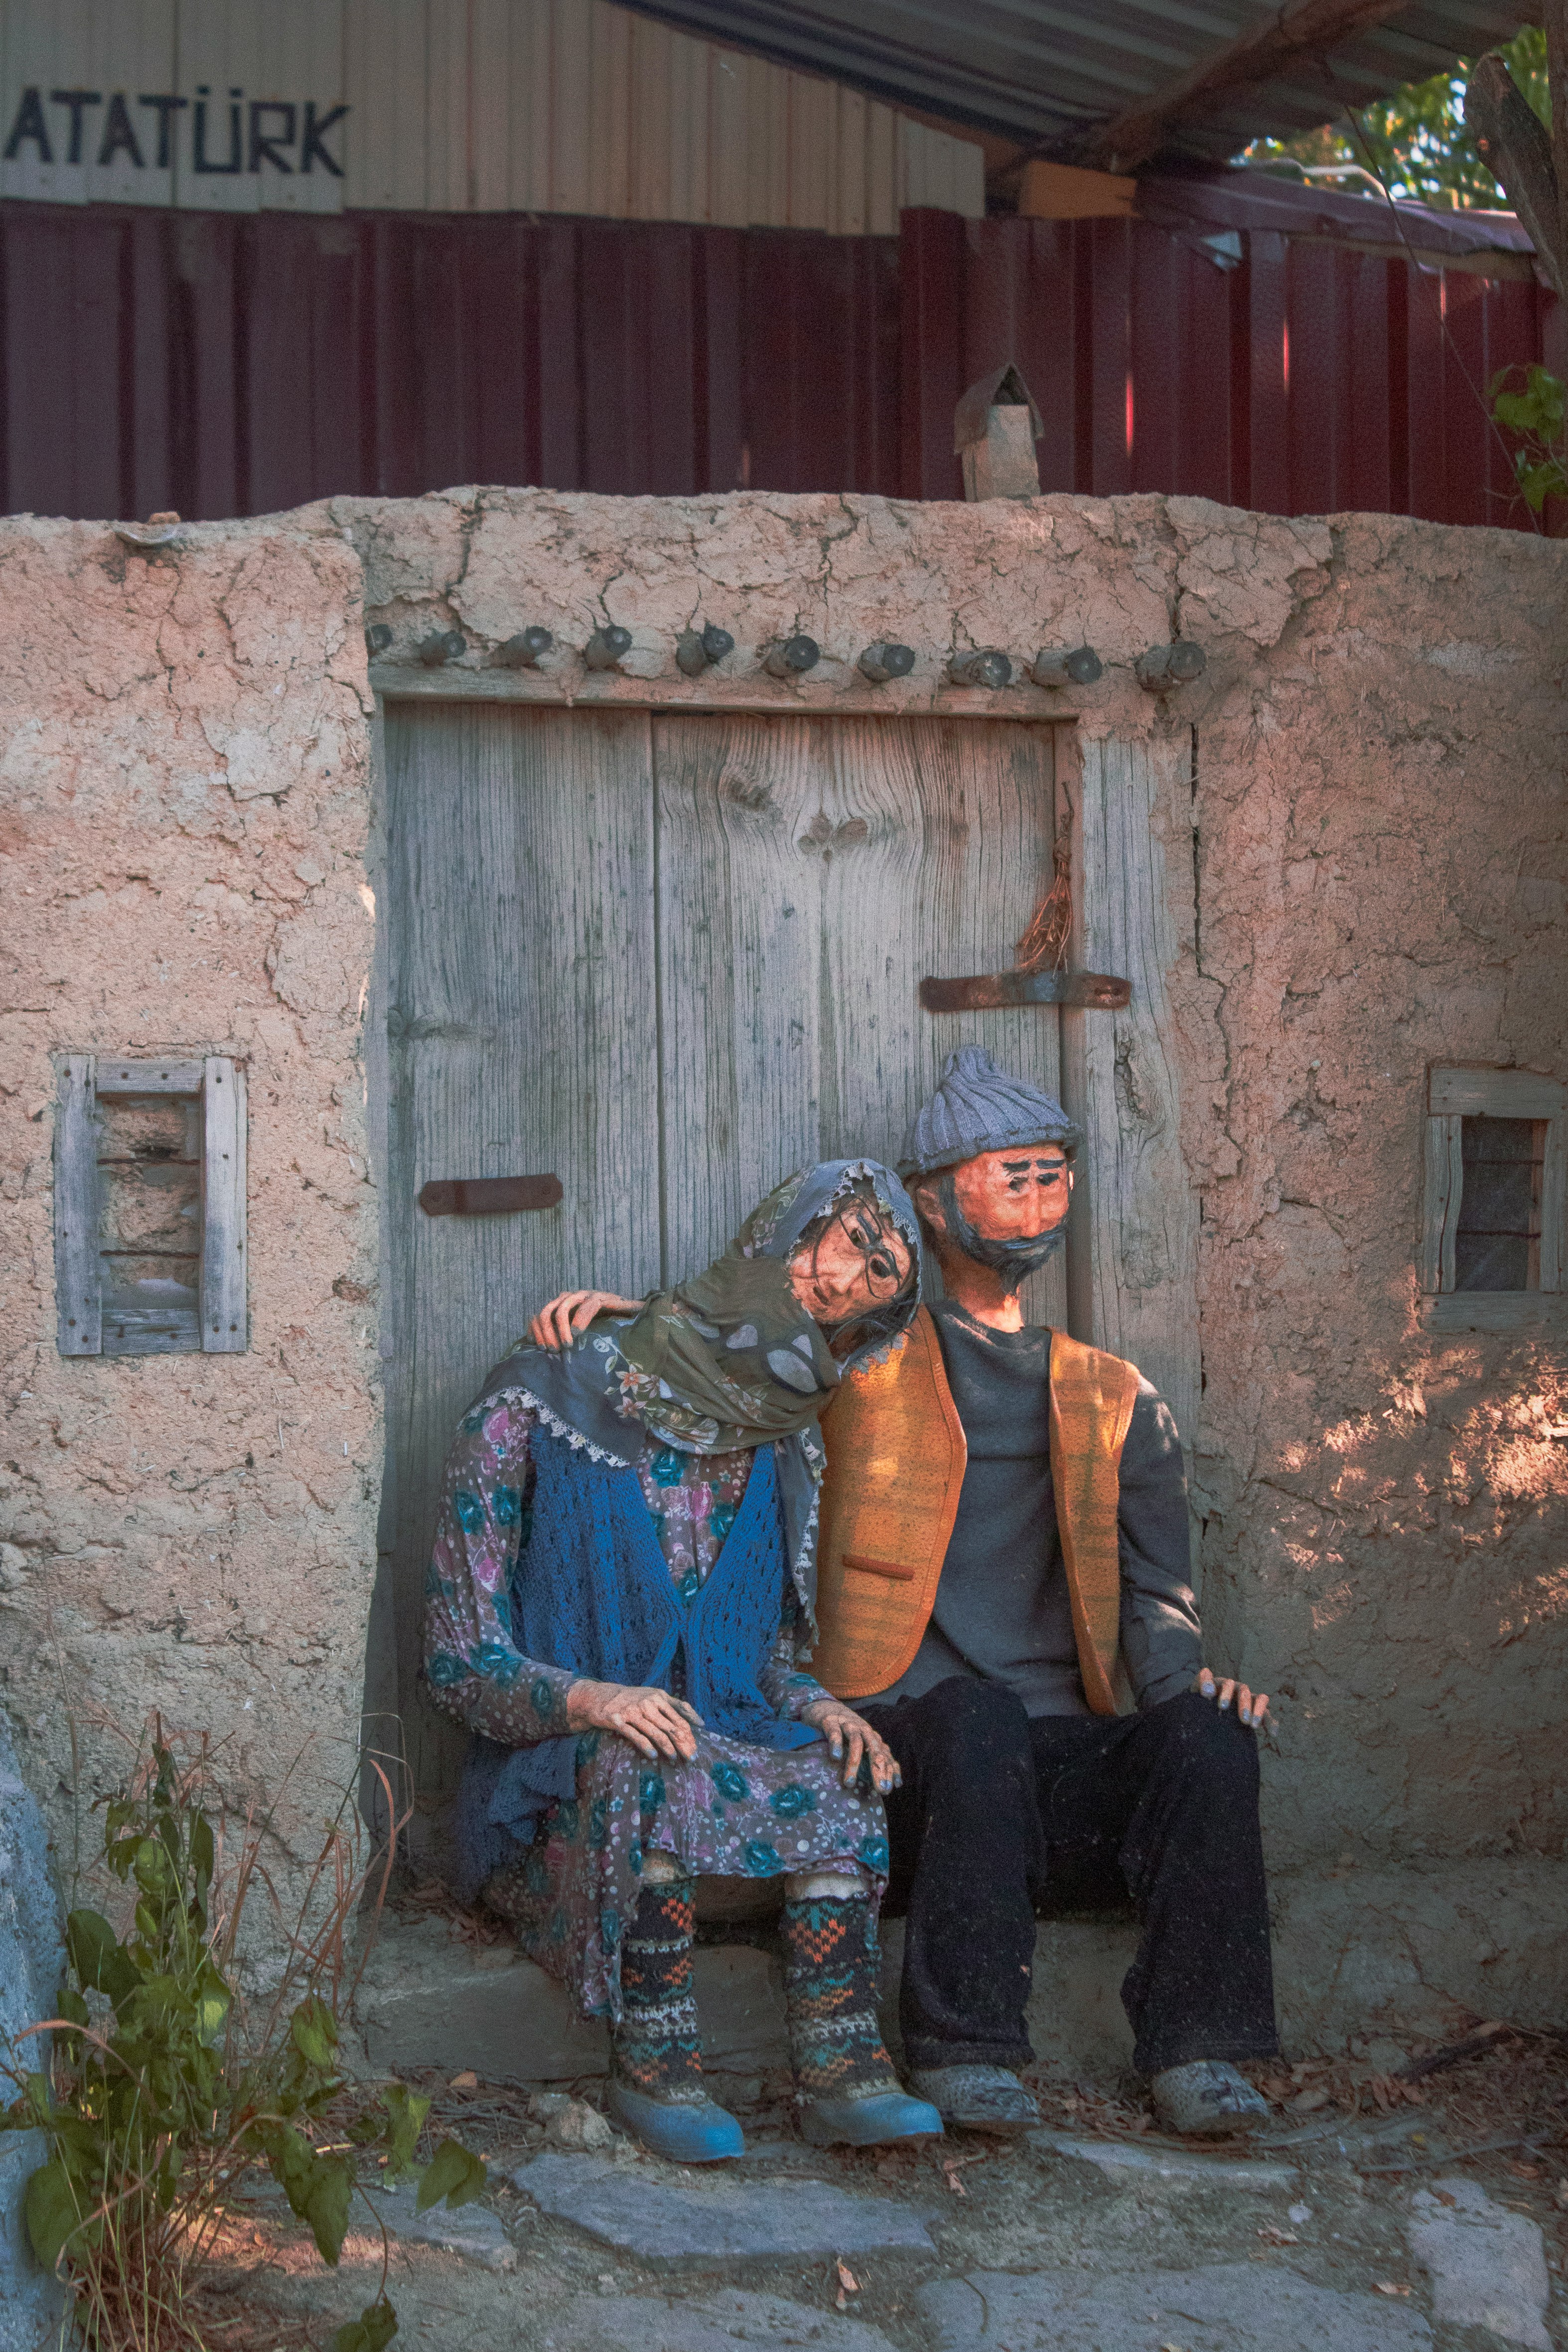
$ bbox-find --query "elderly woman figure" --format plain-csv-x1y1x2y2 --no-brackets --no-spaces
422,1162,942,2163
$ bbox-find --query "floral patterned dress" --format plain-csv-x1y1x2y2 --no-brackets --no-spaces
423,1392,890,2023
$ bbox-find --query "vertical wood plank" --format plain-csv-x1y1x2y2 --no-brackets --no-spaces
54,1054,102,1356
652,714,1064,1326
383,701,659,1787
1538,1112,1564,1293
1419,1110,1463,1293
200,1055,248,1349
1060,732,1200,1451
467,0,511,211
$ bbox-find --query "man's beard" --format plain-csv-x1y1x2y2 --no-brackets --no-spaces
933,1173,1066,1296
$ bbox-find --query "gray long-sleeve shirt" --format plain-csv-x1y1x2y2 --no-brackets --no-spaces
869,1303,1202,1716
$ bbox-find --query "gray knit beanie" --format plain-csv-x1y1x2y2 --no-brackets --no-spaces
899,1045,1082,1178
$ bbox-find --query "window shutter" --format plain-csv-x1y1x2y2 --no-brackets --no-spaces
200,1056,247,1352
54,1054,102,1355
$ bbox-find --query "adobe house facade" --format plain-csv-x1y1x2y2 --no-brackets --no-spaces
0,484,1564,2050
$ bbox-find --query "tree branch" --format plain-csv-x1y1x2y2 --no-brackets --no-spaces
1074,0,1414,173
1465,50,1563,300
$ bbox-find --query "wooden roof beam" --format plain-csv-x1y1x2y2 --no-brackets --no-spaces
1067,0,1419,174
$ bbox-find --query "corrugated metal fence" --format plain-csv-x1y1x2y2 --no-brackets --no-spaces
0,196,1551,529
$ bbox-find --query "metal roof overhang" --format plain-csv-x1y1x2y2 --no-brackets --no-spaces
612,1,1537,157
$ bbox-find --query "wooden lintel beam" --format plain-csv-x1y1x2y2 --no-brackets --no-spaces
1077,0,1416,173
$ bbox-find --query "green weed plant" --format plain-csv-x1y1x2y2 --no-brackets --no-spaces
0,1732,486,2352
1490,363,1568,513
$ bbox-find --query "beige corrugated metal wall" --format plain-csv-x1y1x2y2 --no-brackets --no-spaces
0,0,984,226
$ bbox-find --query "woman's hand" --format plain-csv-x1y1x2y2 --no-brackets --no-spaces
566,1678,702,1761
799,1698,902,1794
529,1290,645,1351
1194,1666,1271,1732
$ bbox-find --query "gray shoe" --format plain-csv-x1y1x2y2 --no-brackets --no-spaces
908,2064,1040,2133
1149,2059,1270,2137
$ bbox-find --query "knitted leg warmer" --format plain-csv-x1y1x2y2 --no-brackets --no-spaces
612,1869,706,2104
782,1879,901,2104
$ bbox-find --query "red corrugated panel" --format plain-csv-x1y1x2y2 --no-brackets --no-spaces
898,207,1551,533
0,200,901,517
0,195,1549,531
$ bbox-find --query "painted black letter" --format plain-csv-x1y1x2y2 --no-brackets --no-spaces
137,94,188,169
192,84,241,174
299,100,347,176
49,89,103,166
2,86,51,163
248,99,295,173
98,92,144,168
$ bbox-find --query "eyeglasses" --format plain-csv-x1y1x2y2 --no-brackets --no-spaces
833,1202,910,1298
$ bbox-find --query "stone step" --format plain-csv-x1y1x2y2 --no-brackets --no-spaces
513,2152,939,2262
352,1861,1568,2086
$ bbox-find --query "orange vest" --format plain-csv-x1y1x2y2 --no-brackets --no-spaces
811,1308,1141,1713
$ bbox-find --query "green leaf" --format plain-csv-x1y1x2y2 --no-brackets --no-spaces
194,1985,231,2047
64,1909,138,2005
133,1836,174,1897
264,2127,354,2265
24,2161,83,2271
289,1996,339,2073
377,2084,431,2185
189,1810,215,1921
331,2296,400,2352
415,2139,487,2212
302,2154,354,2265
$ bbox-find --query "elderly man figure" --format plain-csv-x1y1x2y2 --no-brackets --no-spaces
811,1047,1279,2136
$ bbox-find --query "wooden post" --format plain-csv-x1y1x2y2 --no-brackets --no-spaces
1419,1112,1463,1294
201,1056,247,1351
54,1054,102,1356
1055,732,1201,1454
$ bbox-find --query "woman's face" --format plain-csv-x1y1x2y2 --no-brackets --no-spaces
787,1202,913,1336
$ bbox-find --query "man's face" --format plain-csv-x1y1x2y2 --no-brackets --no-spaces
788,1204,913,1331
947,1145,1073,1242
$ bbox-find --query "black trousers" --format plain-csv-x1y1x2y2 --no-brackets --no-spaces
861,1678,1280,2078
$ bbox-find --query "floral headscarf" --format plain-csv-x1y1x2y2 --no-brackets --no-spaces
604,1159,920,1453
471,1160,923,1622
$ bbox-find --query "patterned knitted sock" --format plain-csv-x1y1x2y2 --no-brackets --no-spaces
782,1890,900,2103
611,1874,706,2104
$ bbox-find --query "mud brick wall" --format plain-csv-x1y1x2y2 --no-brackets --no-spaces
0,516,378,1919
2,485,1564,2024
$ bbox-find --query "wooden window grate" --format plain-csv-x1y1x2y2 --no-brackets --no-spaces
1419,1066,1566,1334
54,1055,247,1357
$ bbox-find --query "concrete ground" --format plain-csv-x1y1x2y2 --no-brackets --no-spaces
194,1930,1568,2352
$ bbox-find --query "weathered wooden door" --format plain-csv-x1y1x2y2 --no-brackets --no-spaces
375,703,1066,1799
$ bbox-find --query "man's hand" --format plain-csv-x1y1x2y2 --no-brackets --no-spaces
529,1289,644,1351
799,1698,902,1794
1195,1667,1271,1733
567,1678,702,1761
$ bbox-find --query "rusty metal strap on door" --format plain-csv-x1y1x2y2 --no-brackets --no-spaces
919,970,1130,1013
420,1176,564,1216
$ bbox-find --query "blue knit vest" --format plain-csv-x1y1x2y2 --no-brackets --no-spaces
515,1427,822,1753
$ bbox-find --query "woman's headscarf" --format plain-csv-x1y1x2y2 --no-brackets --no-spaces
601,1159,919,1453
472,1158,923,1623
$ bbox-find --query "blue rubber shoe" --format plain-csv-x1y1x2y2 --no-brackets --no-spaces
799,2090,944,2147
604,2076,745,2163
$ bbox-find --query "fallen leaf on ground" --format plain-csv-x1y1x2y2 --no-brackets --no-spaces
449,2070,478,2089
1374,2283,1411,2298
1257,2225,1298,2244
836,2262,859,2295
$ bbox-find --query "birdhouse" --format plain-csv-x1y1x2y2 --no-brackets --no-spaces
954,363,1044,501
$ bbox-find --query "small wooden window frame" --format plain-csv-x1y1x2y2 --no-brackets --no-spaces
54,1054,248,1358
1419,1066,1567,1334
